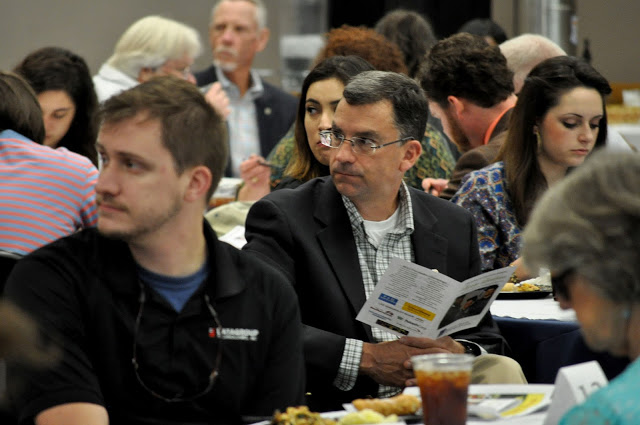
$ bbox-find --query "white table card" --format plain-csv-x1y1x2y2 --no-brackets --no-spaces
543,361,608,425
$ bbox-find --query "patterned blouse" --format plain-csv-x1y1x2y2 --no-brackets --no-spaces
451,161,521,272
266,120,456,190
560,357,640,425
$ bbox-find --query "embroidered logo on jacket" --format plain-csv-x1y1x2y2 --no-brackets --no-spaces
216,328,259,341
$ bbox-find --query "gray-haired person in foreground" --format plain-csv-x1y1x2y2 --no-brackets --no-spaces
522,150,640,424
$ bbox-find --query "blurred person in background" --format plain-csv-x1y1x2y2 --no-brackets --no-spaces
14,47,99,166
195,0,297,183
498,33,566,95
458,18,508,46
522,150,640,425
418,33,516,199
452,56,611,277
500,33,632,153
0,71,97,255
374,9,437,79
375,8,461,162
93,15,202,103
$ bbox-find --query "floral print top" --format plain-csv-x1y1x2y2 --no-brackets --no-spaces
452,161,521,272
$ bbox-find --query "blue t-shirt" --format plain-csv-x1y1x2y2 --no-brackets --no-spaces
560,357,639,424
137,261,209,312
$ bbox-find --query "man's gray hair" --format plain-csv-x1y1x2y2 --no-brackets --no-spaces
107,15,202,80
522,151,640,303
342,70,428,142
499,34,566,94
210,0,267,30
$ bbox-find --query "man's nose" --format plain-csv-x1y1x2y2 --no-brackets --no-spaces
96,163,118,195
221,28,235,43
333,139,356,162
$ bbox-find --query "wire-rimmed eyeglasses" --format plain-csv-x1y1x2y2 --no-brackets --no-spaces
132,282,223,403
319,130,412,155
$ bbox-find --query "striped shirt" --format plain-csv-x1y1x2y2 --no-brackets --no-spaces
0,130,98,254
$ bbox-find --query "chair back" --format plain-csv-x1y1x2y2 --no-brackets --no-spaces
0,250,22,296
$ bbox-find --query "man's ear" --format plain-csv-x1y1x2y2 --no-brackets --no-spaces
399,139,422,173
255,28,270,53
448,95,465,117
184,165,213,203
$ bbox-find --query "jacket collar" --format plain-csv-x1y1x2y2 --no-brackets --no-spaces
311,179,449,332
313,177,368,318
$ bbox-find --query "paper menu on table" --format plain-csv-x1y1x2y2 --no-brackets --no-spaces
468,385,554,419
355,258,514,338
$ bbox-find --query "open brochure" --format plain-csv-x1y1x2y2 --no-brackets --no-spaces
356,258,514,338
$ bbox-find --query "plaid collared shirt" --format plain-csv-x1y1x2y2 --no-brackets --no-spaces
333,182,415,398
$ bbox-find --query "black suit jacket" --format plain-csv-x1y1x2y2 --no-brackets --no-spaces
194,65,297,175
243,177,506,410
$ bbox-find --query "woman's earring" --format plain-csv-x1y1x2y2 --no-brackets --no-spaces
534,128,542,152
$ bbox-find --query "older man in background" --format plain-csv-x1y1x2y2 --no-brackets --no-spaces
195,0,297,178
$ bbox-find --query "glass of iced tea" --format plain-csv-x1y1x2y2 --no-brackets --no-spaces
411,353,474,425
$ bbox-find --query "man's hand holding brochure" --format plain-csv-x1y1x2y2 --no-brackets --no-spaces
356,258,514,338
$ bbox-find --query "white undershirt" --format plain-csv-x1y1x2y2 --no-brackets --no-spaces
362,207,401,248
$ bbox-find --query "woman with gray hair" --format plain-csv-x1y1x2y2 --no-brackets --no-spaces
93,15,202,103
522,150,640,424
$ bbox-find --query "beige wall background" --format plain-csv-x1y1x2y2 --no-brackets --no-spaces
1,0,639,87
0,0,287,86
493,0,640,84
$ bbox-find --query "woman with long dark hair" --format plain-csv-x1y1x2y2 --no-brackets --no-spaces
14,47,99,166
453,56,611,274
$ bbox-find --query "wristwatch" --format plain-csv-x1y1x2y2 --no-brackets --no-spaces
459,340,481,356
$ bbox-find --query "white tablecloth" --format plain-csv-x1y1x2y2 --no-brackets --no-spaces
491,297,576,321
610,124,640,150
468,413,546,425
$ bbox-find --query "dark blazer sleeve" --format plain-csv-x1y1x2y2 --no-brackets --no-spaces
243,196,349,376
243,182,379,410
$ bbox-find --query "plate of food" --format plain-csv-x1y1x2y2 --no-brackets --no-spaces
342,393,422,424
498,275,553,299
256,405,407,425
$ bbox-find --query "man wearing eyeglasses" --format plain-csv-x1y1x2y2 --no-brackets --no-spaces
5,77,305,425
244,71,525,412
